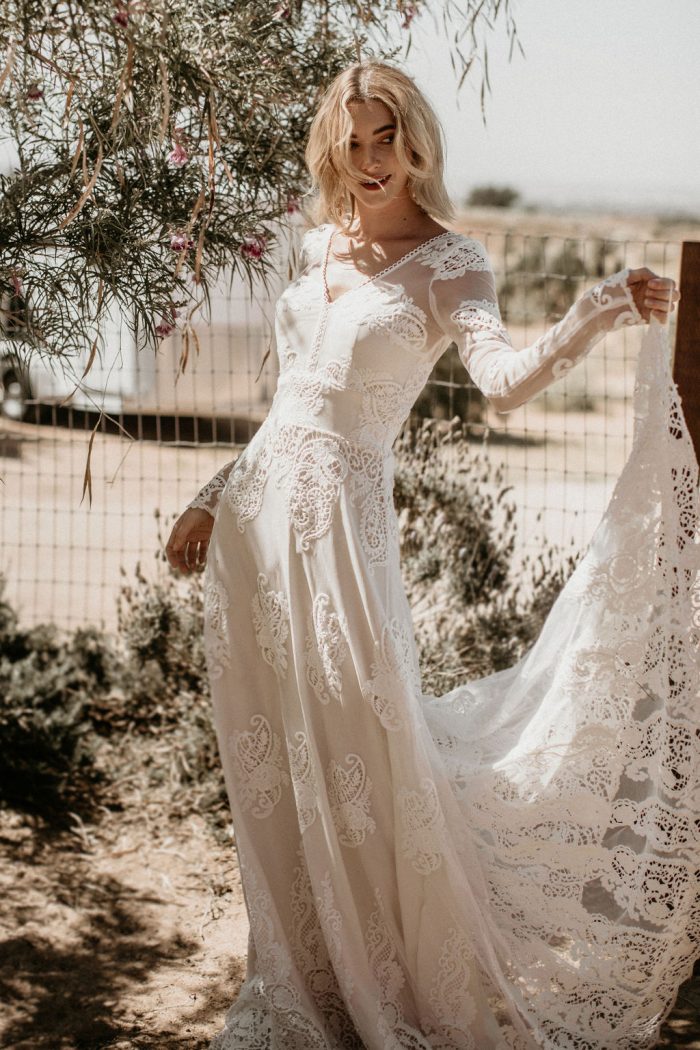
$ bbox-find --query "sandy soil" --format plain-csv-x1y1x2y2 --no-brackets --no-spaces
1,804,248,1050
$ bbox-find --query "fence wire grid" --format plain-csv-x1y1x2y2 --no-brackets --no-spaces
0,219,681,630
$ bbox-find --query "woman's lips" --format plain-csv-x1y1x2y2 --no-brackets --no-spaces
360,174,391,191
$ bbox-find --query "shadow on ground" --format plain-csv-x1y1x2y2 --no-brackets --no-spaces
0,818,244,1049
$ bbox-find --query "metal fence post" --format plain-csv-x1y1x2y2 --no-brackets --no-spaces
673,241,700,463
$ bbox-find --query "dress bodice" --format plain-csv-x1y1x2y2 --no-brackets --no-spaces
188,222,644,516
271,226,452,450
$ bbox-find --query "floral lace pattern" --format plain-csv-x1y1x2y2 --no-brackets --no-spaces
209,847,332,1050
288,358,351,414
224,438,273,531
251,572,290,678
397,776,448,875
304,593,348,705
228,714,291,820
361,617,421,731
288,846,364,1046
365,887,434,1048
187,471,229,516
451,298,512,341
421,234,491,280
428,926,478,1045
331,279,429,353
202,570,231,681
327,752,377,848
219,419,396,570
348,363,433,445
288,731,319,833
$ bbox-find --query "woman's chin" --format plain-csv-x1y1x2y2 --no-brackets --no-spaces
353,186,406,208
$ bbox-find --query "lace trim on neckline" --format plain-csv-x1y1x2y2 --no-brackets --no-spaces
321,225,453,306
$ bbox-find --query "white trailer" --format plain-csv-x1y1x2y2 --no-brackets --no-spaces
0,226,296,424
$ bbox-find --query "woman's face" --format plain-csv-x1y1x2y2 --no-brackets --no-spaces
341,98,411,209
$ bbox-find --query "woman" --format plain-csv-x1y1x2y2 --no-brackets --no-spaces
166,61,696,1049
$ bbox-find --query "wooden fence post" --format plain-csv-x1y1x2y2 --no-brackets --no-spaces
673,241,700,463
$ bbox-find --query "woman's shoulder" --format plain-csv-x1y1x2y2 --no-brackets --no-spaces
422,230,492,282
300,222,333,258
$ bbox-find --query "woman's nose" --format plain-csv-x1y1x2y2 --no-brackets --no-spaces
358,145,381,171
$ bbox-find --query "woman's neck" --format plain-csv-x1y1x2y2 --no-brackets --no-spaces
344,194,434,243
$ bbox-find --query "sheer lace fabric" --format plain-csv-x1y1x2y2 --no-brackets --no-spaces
191,223,699,1049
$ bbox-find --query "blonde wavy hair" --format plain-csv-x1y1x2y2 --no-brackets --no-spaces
303,61,455,231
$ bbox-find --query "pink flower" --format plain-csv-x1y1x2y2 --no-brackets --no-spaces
155,305,180,338
401,3,418,28
170,232,194,252
240,234,267,260
167,143,189,167
26,83,43,102
113,5,129,26
286,195,300,215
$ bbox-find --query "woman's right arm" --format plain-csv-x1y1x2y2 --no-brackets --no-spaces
186,458,238,519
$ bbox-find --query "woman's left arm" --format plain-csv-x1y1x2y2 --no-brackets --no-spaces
429,241,679,414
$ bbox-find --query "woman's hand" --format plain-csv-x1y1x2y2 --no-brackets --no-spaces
626,267,680,324
165,507,214,574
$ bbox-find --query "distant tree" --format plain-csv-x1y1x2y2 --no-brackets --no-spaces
467,184,520,208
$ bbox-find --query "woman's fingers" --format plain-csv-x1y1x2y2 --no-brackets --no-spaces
166,519,194,574
184,539,208,572
645,281,679,324
627,269,680,323
165,511,212,574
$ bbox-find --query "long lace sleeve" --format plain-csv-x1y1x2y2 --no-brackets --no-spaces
429,239,645,413
186,457,238,518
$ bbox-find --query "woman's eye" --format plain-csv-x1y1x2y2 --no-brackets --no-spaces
381,136,394,144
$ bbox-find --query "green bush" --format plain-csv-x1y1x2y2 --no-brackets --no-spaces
394,417,576,692
0,580,117,818
412,345,487,424
467,185,520,208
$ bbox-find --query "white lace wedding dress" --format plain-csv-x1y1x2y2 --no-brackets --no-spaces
188,223,700,1049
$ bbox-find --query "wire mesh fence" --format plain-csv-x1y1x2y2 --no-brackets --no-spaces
0,215,684,630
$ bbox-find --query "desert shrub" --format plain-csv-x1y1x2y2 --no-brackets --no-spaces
394,417,577,692
467,185,520,208
107,538,227,822
0,578,117,818
115,557,208,723
0,511,226,824
500,236,625,323
412,345,487,424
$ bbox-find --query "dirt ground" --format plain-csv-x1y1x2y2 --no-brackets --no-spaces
0,804,248,1050
2,800,699,1050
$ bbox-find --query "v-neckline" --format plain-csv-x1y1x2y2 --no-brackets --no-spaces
320,225,452,307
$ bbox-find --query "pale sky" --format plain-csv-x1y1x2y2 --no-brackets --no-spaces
401,0,700,214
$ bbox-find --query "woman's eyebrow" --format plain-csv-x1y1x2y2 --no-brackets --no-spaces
349,123,396,139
